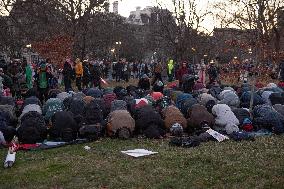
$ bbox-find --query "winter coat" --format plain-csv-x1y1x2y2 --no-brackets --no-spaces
253,104,284,134
107,110,135,136
167,60,174,75
63,62,73,81
103,93,117,112
23,96,41,108
177,67,189,82
69,98,86,117
212,104,240,134
180,98,198,117
162,105,187,130
38,63,48,89
20,104,42,119
83,96,95,105
75,60,83,78
218,90,240,108
273,104,284,116
240,91,265,108
187,104,214,131
138,78,150,91
176,93,193,110
111,100,127,112
209,85,222,99
231,108,251,125
25,64,33,89
0,96,15,106
57,92,72,101
50,111,78,142
193,82,205,92
82,101,103,125
269,92,284,105
17,111,47,144
198,93,217,106
42,98,63,121
261,91,274,105
86,88,103,98
92,98,107,118
135,105,165,138
0,105,17,127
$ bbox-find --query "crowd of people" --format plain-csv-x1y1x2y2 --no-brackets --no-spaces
1,56,284,160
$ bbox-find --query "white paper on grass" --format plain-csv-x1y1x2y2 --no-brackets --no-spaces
121,149,158,158
206,129,229,142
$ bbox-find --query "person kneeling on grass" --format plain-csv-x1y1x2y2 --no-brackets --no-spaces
107,110,135,139
162,105,187,136
134,105,166,139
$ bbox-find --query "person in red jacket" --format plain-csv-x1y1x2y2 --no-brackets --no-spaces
177,62,189,88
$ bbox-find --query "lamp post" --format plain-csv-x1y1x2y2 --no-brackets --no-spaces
115,41,122,62
192,47,197,74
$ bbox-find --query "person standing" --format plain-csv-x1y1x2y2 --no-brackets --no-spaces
62,60,73,92
152,61,163,85
115,60,123,82
75,58,83,91
197,60,206,85
123,61,130,82
24,60,33,89
177,62,189,88
207,60,219,84
167,59,175,82
93,62,102,88
37,61,48,102
82,60,90,89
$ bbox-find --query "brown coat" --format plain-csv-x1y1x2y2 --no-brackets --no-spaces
187,104,214,129
83,96,95,105
107,110,135,136
162,105,187,129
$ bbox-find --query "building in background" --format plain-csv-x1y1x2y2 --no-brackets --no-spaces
127,6,154,25
113,1,118,14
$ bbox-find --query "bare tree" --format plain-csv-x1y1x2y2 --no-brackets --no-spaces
154,0,212,62
213,0,284,63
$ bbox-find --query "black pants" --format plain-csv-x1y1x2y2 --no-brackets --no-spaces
76,77,82,91
64,78,72,92
116,72,122,82
94,78,101,89
124,73,129,82
152,72,163,85
38,87,48,103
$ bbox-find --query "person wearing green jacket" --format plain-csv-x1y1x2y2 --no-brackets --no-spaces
167,59,175,82
25,62,33,89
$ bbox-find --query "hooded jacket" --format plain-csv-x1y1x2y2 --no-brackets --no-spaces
218,90,240,108
167,60,174,75
75,59,83,78
212,104,240,134
198,93,217,106
162,105,187,130
187,104,214,130
253,104,284,134
107,110,135,136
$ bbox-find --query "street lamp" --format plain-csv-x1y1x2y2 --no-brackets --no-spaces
26,44,32,48
115,41,122,61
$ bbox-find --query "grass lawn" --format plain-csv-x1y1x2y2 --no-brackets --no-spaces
1,136,284,189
